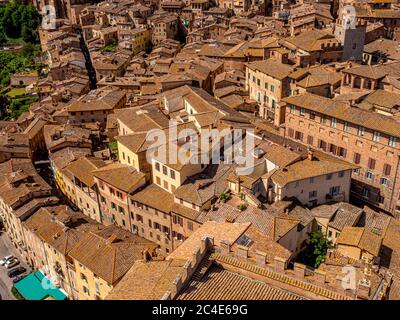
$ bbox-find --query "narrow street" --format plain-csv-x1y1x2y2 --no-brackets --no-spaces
0,232,31,300
77,29,97,90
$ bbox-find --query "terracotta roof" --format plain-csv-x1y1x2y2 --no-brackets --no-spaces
167,221,250,261
178,265,305,300
64,156,107,187
24,205,100,256
283,92,400,138
246,59,295,80
68,225,158,284
106,259,187,300
130,184,175,213
283,29,340,52
273,216,300,241
92,163,146,193
270,151,356,187
327,202,363,231
337,226,382,256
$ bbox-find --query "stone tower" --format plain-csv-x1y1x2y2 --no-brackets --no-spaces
334,6,366,62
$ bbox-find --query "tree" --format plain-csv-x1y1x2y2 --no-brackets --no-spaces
304,231,333,268
0,27,6,44
219,192,230,203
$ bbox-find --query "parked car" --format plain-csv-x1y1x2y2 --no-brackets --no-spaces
12,274,26,284
0,255,15,266
5,258,20,269
7,267,26,278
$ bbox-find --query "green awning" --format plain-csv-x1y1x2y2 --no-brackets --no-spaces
15,271,67,300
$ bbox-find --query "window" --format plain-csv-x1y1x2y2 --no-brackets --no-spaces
373,131,380,142
383,163,392,176
343,121,349,132
353,152,361,164
270,84,275,92
290,105,295,113
368,158,376,170
173,215,183,226
331,118,337,128
118,206,125,214
309,190,317,199
257,79,260,86
83,286,90,295
307,135,314,145
162,166,168,175
329,186,340,196
148,219,152,228
122,152,125,160
310,112,316,120
156,176,161,185
170,170,176,179
155,162,160,171
187,221,193,231
300,108,305,116
295,131,303,141
288,128,294,138
338,147,347,158
389,136,397,147
362,188,370,198
252,75,255,83
265,82,268,89
366,171,374,180
380,177,389,186
163,180,169,190
111,202,116,210
357,126,365,136
271,99,276,109
326,174,332,180
310,177,314,183
319,140,327,151
338,171,345,178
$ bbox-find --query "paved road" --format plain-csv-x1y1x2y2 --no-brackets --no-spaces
0,233,30,300
0,233,15,300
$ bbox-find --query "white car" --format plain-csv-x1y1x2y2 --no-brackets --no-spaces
0,255,15,266
5,257,19,269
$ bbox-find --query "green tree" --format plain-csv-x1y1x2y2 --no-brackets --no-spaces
304,231,333,268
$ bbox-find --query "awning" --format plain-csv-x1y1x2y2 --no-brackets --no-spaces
14,271,67,300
